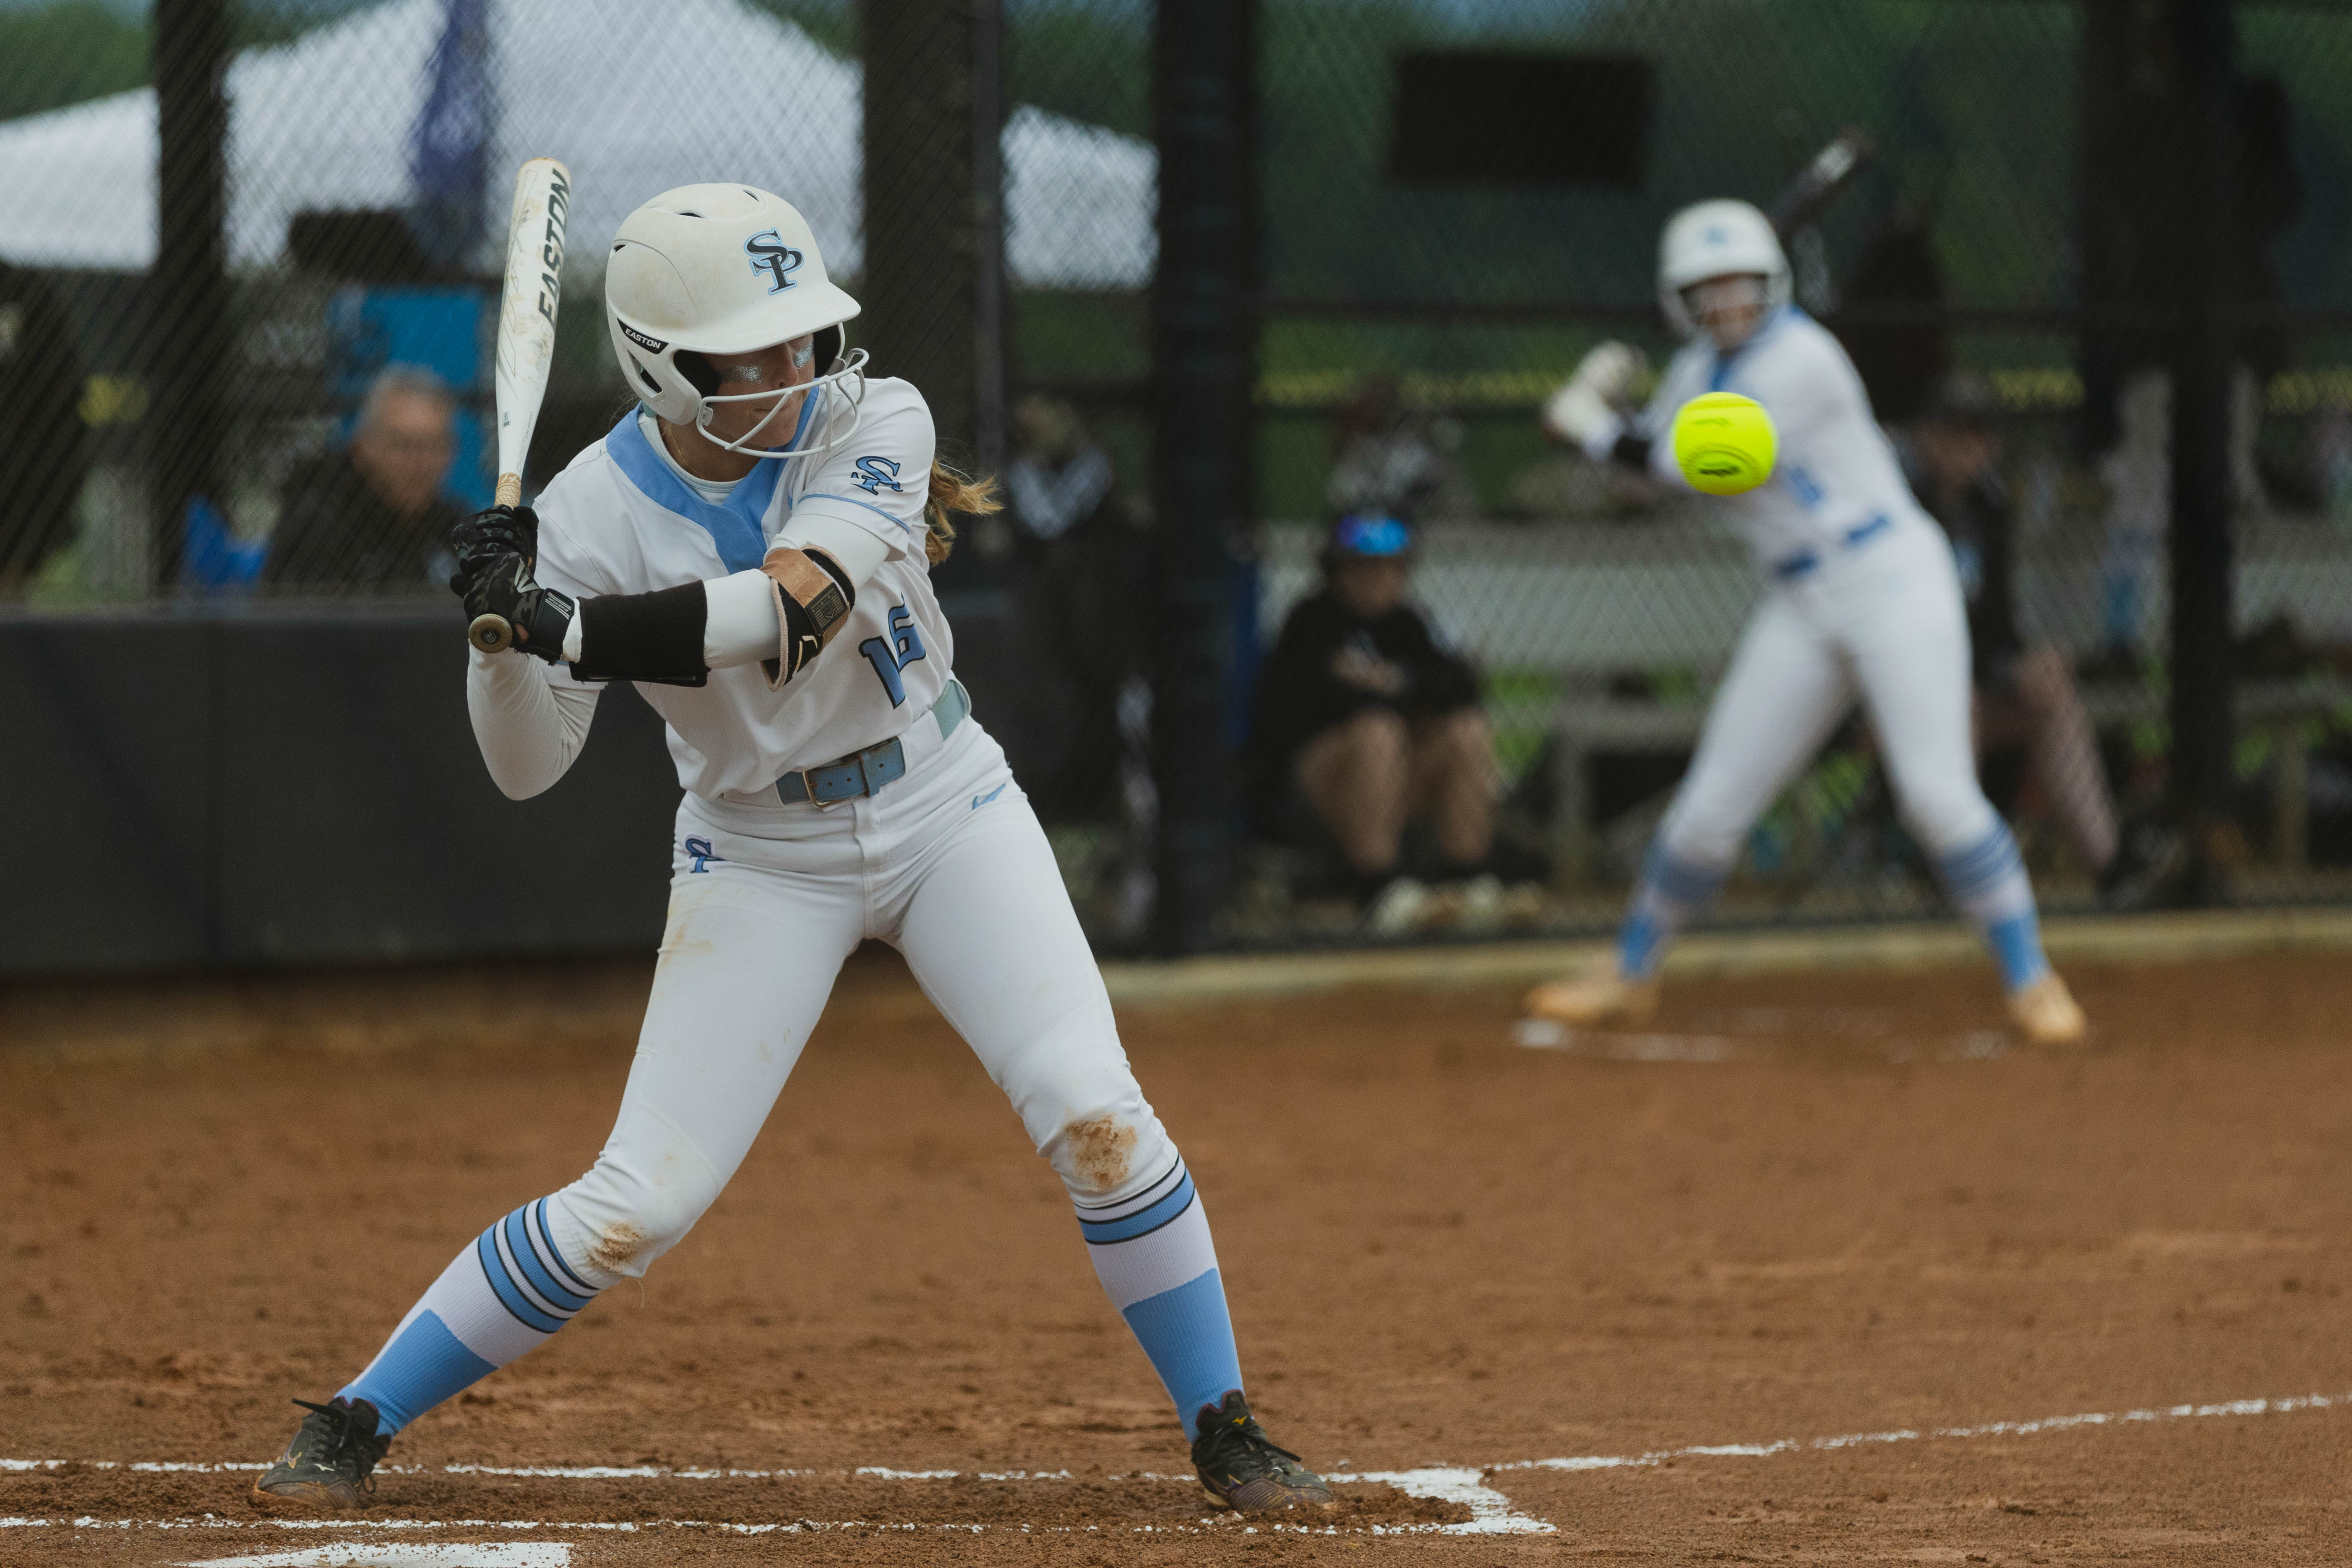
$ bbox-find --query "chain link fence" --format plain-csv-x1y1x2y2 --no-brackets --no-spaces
1236,0,2352,944
0,0,1152,597
4,0,2351,956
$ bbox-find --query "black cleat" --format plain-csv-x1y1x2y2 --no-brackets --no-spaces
1190,1389,1333,1513
252,1396,391,1511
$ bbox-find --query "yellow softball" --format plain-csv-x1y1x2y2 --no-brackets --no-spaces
1671,391,1778,495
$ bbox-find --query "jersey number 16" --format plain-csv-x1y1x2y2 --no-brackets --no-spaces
860,602,928,706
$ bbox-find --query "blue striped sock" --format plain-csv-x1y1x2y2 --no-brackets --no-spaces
1075,1157,1242,1429
1617,841,1730,981
343,1198,604,1433
1935,824,2051,992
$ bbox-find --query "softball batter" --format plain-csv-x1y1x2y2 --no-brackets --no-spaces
252,184,1332,1515
1530,199,2086,1046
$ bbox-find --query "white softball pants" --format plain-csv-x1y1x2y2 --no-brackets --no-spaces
546,713,1171,1282
340,704,1252,1435
1618,518,2046,986
1662,519,1997,869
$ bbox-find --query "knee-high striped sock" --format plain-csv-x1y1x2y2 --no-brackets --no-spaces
1077,1155,1242,1430
341,1198,607,1433
1935,822,2051,992
1616,840,1730,981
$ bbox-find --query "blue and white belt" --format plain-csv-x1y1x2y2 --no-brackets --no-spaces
776,678,970,806
1771,512,1892,581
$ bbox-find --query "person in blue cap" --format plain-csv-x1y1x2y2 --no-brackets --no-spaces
1248,512,1502,932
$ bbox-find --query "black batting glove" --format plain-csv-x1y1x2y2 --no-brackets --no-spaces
464,552,576,663
447,504,539,596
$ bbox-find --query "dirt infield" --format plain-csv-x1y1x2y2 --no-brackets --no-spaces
5,945,2350,1564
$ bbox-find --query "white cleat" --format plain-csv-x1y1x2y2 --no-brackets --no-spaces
2008,971,2089,1048
1523,963,1661,1027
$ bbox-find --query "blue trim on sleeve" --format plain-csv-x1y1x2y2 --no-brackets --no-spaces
602,405,805,574
797,491,922,535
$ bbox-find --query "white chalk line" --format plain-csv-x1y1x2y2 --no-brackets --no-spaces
0,1515,1485,1540
1490,1389,2350,1474
7,1389,2345,1540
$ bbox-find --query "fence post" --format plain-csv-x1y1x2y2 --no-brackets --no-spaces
1151,0,1257,954
2167,0,2238,899
859,0,1004,497
150,0,230,589
970,0,1006,480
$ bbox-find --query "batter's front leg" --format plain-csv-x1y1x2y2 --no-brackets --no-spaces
888,779,1332,1510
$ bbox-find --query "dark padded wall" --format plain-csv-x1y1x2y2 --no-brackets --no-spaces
1,607,1044,978
0,610,680,976
0,618,219,971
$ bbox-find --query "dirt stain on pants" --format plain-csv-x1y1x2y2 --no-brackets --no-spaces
1062,1115,1137,1194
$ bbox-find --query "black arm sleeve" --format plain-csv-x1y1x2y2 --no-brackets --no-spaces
570,581,710,687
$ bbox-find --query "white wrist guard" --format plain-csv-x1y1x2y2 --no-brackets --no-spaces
1543,380,1621,452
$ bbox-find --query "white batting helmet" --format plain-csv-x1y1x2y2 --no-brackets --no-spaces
1656,199,1790,340
605,184,868,459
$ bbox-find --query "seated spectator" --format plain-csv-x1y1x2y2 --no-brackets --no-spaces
1896,374,2170,905
266,365,463,591
1248,513,1500,931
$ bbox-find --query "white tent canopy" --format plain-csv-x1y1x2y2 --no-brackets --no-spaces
0,0,1155,288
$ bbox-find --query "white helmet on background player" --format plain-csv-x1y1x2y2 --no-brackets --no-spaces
605,184,869,460
1656,199,1790,341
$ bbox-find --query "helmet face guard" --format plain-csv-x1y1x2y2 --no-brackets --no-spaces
685,345,871,461
604,183,865,465
1656,199,1791,340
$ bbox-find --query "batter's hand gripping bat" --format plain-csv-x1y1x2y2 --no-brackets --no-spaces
469,156,572,655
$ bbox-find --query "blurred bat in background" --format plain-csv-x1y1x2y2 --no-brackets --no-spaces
1769,127,1876,240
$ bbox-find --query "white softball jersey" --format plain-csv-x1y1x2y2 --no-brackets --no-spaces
1636,306,1946,577
531,375,956,796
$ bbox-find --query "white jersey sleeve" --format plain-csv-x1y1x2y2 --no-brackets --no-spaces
782,380,936,560
465,646,600,799
455,455,612,797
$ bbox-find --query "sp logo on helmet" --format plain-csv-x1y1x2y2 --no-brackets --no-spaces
746,229,803,294
852,456,905,495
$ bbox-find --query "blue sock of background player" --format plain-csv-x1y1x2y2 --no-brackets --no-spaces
1617,823,2051,992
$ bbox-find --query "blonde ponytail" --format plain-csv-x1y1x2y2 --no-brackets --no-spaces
923,461,1001,564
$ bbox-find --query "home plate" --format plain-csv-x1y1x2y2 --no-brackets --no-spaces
175,1546,569,1567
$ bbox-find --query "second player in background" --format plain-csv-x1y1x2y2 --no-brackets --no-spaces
1530,199,2086,1046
